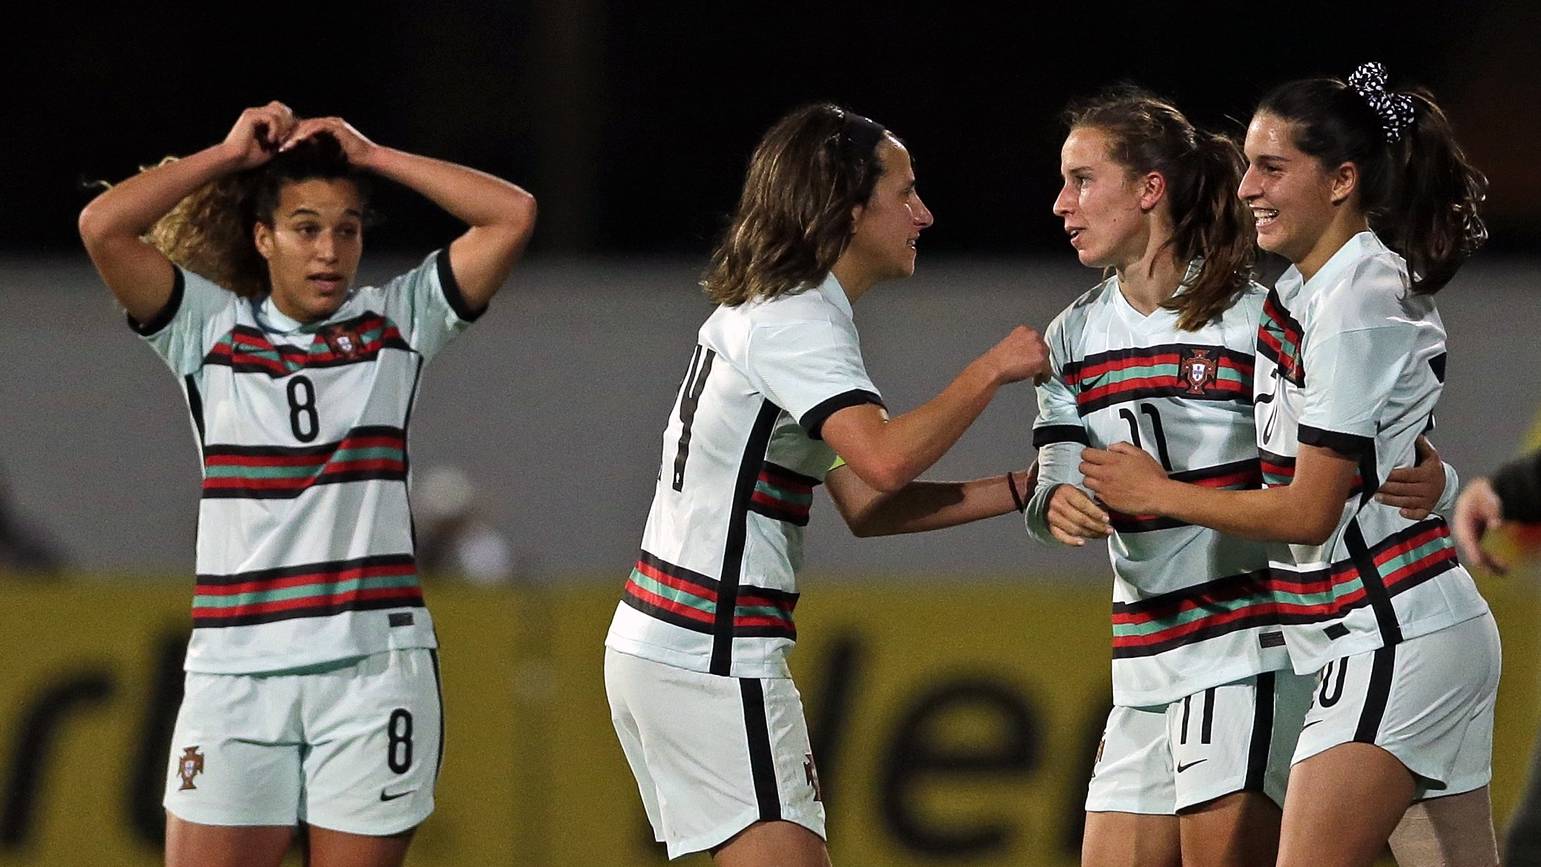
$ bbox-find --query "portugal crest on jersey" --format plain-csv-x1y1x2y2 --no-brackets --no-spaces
177,746,205,791
1179,349,1219,395
322,324,363,360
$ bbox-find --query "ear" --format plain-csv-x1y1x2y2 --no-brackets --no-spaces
253,221,274,261
1137,171,1167,212
848,202,866,235
1329,162,1359,206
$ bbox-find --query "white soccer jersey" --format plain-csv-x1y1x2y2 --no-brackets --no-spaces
1252,231,1488,674
605,273,884,678
135,250,478,674
1027,275,1290,707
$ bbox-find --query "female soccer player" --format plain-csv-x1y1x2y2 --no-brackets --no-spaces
78,102,536,867
1080,64,1498,866
603,103,1049,866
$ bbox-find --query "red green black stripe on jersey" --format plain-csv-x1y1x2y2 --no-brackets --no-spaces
202,425,407,499
1110,518,1458,656
1257,448,1362,498
1258,289,1305,386
204,312,412,377
622,550,797,640
1107,458,1262,533
192,553,424,628
747,462,819,526
1269,518,1458,625
1061,343,1253,415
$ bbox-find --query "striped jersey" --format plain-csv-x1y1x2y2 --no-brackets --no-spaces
134,250,479,674
1253,231,1487,674
1027,274,1290,707
604,272,884,678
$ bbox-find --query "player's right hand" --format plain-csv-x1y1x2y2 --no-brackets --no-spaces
223,102,297,169
983,325,1050,385
1047,483,1111,546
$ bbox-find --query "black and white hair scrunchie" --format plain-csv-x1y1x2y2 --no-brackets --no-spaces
1347,62,1417,143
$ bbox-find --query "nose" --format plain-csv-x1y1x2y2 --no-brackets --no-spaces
315,230,339,262
1053,181,1075,217
1237,165,1261,201
912,194,934,230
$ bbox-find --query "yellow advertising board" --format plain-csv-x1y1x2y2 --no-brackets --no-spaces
0,576,1535,866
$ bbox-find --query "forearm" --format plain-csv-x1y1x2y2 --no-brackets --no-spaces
79,143,243,244
364,147,535,232
1157,481,1336,544
843,475,1020,537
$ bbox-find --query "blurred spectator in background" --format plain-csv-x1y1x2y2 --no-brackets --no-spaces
414,465,516,585
1455,447,1541,865
1453,448,1541,575
0,473,63,577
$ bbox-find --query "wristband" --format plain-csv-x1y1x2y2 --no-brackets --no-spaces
1006,471,1027,513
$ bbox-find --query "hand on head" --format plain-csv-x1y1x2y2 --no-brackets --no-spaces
224,101,297,169
280,117,378,167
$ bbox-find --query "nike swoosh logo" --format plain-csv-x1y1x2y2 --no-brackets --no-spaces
379,789,416,802
1176,759,1207,773
1301,720,1323,730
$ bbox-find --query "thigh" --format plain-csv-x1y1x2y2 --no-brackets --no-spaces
1168,671,1313,812
1279,742,1415,867
163,672,304,828
605,649,825,860
305,824,416,867
1083,811,1179,867
1390,787,1498,867
300,649,443,837
1179,792,1280,867
713,820,830,867
164,812,293,867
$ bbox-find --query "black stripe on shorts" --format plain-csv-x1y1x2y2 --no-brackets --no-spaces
739,678,782,823
1354,644,1396,744
1245,672,1276,791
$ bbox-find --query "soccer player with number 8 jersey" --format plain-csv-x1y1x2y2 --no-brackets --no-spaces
78,103,535,867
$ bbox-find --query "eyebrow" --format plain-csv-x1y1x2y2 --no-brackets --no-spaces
286,207,364,219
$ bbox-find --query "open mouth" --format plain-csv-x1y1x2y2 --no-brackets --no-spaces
1251,208,1279,227
1066,227,1085,243
308,272,346,292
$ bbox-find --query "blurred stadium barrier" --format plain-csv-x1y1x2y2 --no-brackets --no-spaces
0,575,1536,866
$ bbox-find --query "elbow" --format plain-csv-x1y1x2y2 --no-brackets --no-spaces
506,188,537,236
866,463,911,495
77,201,109,248
1288,515,1339,546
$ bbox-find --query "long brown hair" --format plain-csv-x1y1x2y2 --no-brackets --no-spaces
145,133,368,298
1257,65,1487,294
1066,87,1255,330
702,103,890,306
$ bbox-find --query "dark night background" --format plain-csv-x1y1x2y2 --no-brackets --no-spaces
9,1,1540,261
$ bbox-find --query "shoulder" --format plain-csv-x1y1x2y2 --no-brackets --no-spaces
1312,248,1414,330
1045,277,1114,346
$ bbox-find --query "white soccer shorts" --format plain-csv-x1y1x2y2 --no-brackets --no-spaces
1293,612,1499,800
163,648,443,835
1087,672,1312,814
605,647,825,859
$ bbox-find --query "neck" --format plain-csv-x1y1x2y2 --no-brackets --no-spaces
829,257,876,304
1114,240,1184,316
1296,210,1370,282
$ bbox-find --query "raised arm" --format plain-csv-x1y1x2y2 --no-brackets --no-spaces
282,117,536,313
78,102,296,320
819,325,1048,494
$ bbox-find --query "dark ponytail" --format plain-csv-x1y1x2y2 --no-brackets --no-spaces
1257,66,1487,294
1066,87,1255,331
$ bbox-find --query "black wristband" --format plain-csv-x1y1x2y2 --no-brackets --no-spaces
1006,471,1027,513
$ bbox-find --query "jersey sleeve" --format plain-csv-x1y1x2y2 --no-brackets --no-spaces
1297,258,1417,457
376,249,483,362
131,267,236,375
743,319,884,439
1025,316,1089,544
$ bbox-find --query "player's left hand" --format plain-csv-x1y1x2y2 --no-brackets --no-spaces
281,117,379,167
1377,435,1442,519
1080,442,1169,515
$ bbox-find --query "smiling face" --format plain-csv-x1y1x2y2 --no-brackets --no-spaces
843,137,934,285
1052,126,1150,270
1238,112,1354,273
253,178,364,322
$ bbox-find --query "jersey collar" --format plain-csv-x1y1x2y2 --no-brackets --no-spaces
1279,230,1387,301
816,271,856,321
